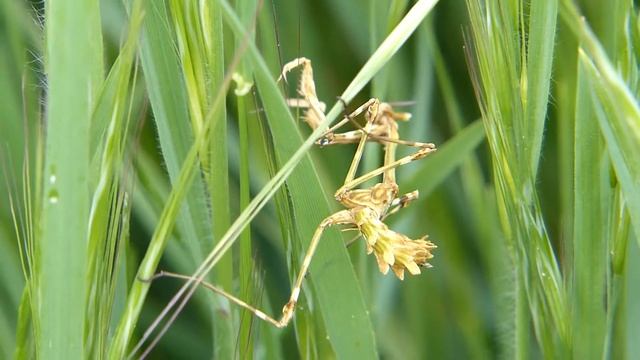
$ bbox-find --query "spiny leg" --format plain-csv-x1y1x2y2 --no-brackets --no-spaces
384,190,420,219
285,94,379,146
279,57,393,144
335,144,436,198
334,102,435,193
341,99,381,186
322,98,378,137
323,129,435,148
279,58,428,149
149,210,354,328
280,210,354,325
278,57,326,131
285,98,327,117
148,271,284,328
382,114,400,186
321,100,433,150
333,99,437,195
319,98,422,147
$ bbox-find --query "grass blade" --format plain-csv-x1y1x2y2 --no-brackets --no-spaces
571,60,607,359
525,0,557,174
561,0,640,240
466,0,568,356
39,0,103,356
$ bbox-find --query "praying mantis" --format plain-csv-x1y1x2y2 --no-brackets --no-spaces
152,57,437,329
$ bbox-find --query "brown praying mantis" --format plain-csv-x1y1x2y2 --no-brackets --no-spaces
151,57,437,329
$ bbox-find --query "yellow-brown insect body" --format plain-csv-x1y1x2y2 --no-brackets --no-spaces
327,99,437,281
336,182,397,213
346,188,436,280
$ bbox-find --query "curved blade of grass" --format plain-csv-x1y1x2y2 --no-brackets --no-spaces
561,0,640,233
625,230,640,357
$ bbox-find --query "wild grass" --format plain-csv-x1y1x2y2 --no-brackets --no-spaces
1,0,639,358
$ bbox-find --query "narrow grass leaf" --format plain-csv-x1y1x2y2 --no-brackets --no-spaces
525,0,557,174
571,61,606,359
466,0,568,356
625,234,640,357
232,0,258,355
39,0,103,356
579,51,640,244
108,0,227,355
562,1,640,239
85,2,144,357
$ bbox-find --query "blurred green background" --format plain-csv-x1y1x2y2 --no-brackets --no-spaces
1,0,639,359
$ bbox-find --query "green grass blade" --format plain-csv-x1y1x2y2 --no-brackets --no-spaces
13,287,35,359
231,0,258,355
339,0,440,105
466,0,568,356
561,1,640,240
108,0,236,355
571,60,607,359
206,0,233,295
39,0,103,356
172,0,236,355
625,234,640,358
84,2,146,356
0,228,23,358
525,0,557,174
0,0,36,337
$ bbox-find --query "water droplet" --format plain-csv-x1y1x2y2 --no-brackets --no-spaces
49,164,57,184
48,188,59,204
